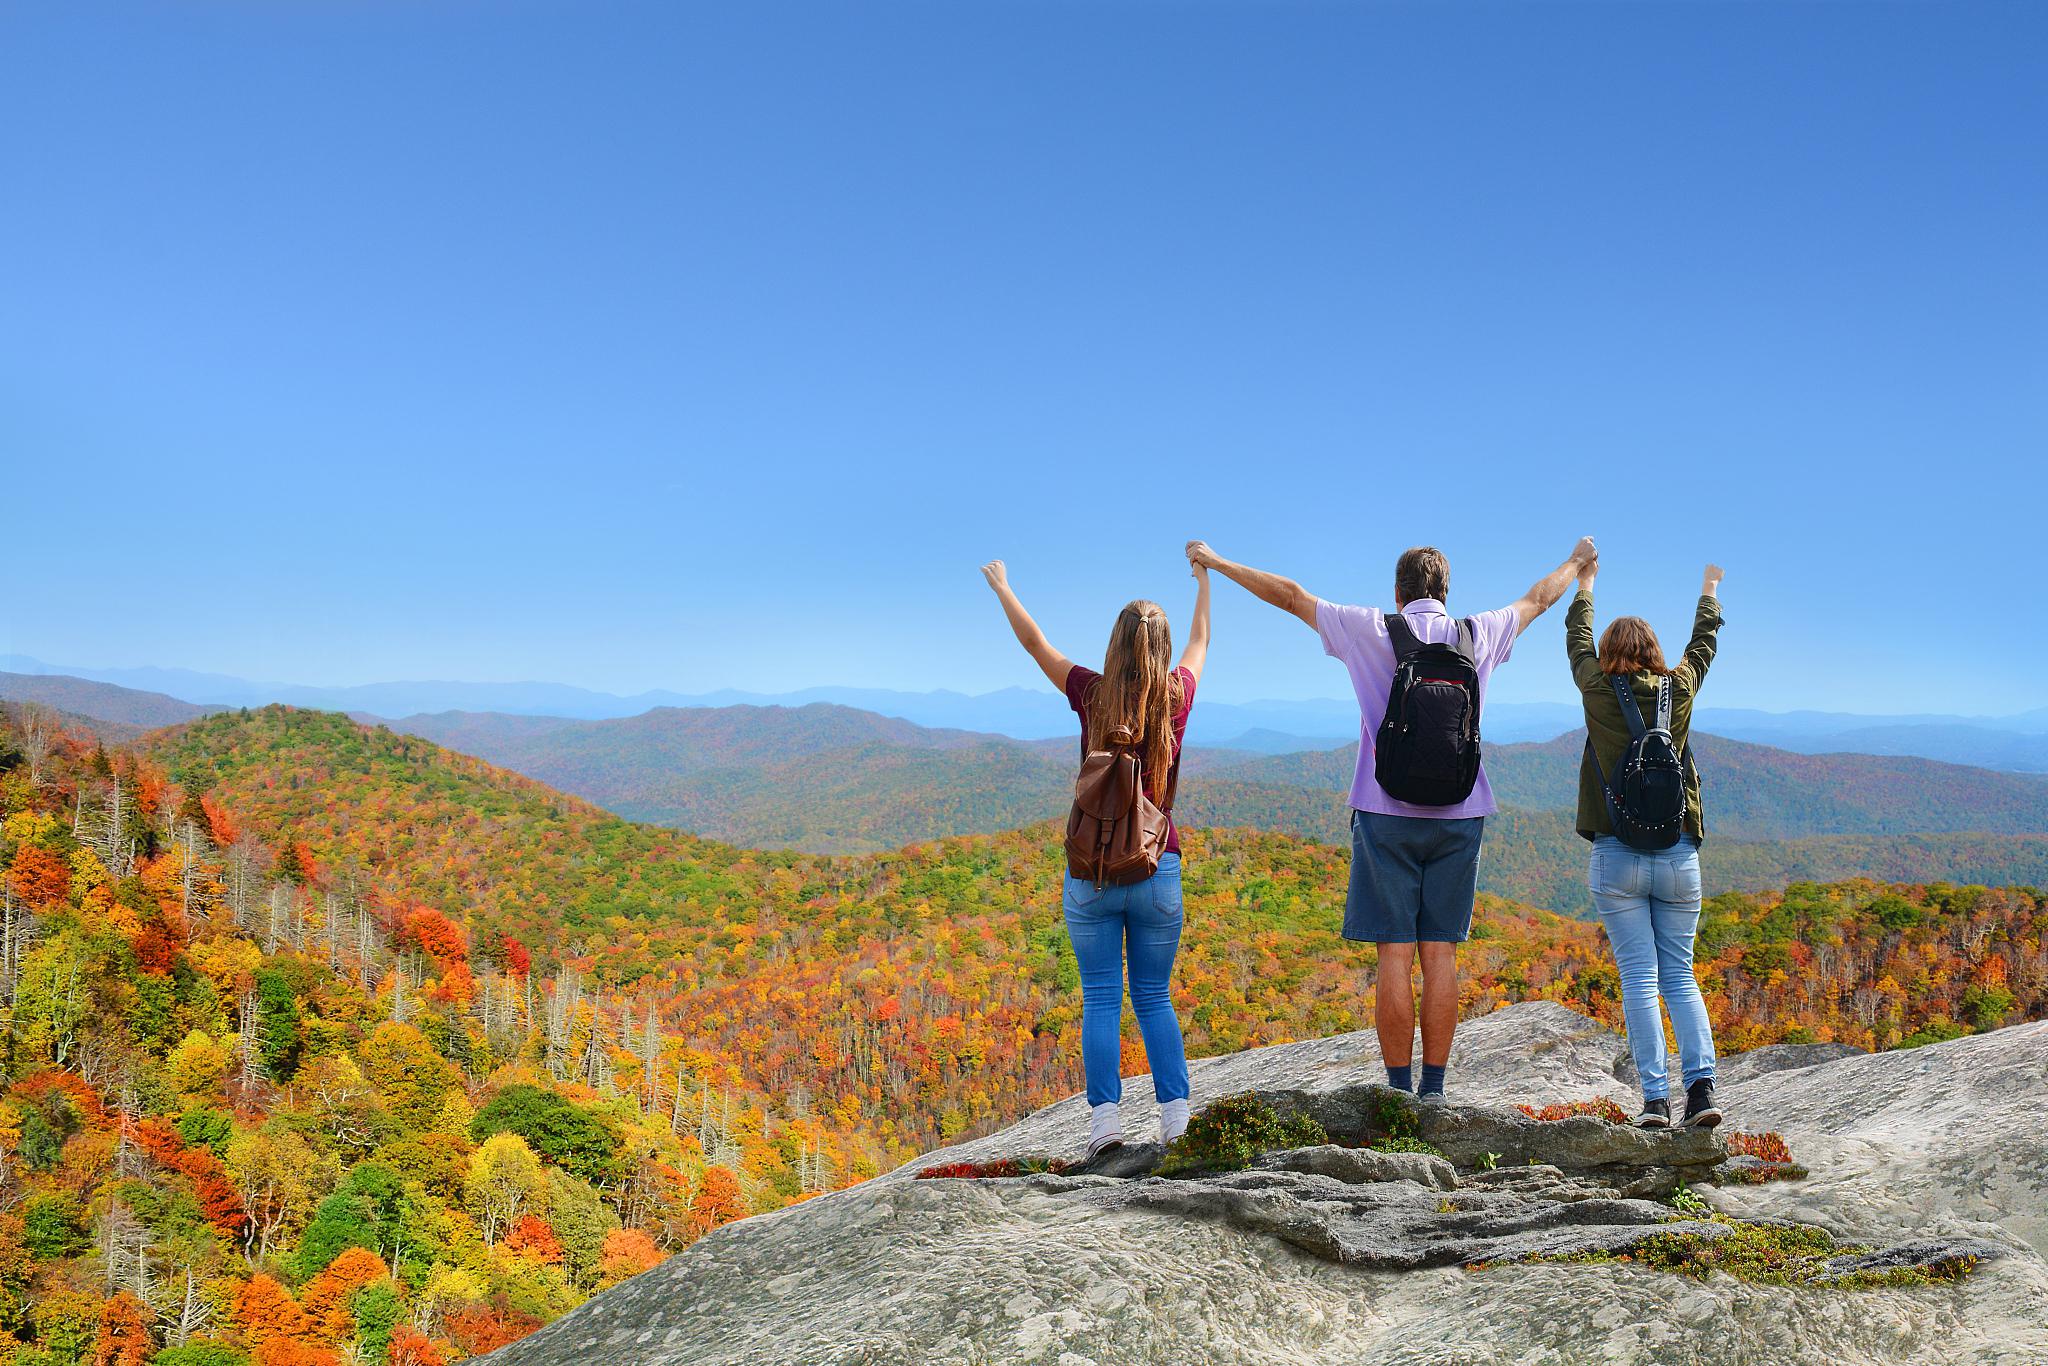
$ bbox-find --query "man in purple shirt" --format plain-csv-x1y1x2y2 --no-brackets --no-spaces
1186,537,1596,1099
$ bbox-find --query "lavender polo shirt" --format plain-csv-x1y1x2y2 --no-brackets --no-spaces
1315,596,1520,819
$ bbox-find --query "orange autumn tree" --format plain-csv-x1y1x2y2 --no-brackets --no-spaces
687,1167,747,1239
598,1227,664,1288
300,1246,391,1339
235,1273,313,1353
503,1214,565,1265
389,1324,451,1366
91,1292,151,1366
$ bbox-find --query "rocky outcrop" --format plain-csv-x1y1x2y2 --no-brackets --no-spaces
481,1005,2048,1366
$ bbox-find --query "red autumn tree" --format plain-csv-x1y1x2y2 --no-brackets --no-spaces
201,793,240,848
687,1167,747,1239
503,1215,564,1266
442,1301,543,1356
500,935,532,978
387,1324,451,1366
404,907,467,962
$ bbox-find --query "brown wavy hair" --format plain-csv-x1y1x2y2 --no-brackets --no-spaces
1087,599,1183,802
1598,616,1671,676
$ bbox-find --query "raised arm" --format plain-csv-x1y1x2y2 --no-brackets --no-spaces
980,560,1075,691
1185,540,1317,629
1677,563,1726,690
1177,561,1212,684
1512,536,1599,635
1566,555,1603,692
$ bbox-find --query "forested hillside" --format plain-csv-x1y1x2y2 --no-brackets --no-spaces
1204,732,2048,838
378,702,2048,905
0,703,2041,1362
388,705,1071,854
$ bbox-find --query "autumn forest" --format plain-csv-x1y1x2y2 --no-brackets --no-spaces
0,702,2040,1365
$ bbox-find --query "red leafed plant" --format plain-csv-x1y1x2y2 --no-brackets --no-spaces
1517,1098,1631,1124
1724,1131,1794,1163
915,1157,1071,1180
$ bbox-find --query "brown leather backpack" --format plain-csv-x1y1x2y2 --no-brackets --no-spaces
1064,723,1178,888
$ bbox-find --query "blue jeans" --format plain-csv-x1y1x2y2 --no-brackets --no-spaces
1589,836,1716,1101
1062,853,1191,1107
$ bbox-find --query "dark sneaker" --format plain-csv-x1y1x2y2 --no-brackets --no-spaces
1637,1098,1671,1129
1682,1081,1722,1129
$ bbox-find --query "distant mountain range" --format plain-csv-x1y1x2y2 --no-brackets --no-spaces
9,666,2046,913
8,654,2048,768
379,700,2048,912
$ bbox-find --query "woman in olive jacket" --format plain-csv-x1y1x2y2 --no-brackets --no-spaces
1567,561,1725,1130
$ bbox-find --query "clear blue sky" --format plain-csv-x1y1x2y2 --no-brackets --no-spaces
5,1,2043,712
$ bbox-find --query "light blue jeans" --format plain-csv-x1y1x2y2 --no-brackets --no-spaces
1062,853,1191,1107
1589,836,1717,1101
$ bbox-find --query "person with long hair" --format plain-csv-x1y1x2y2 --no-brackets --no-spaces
1568,559,1727,1128
981,557,1209,1158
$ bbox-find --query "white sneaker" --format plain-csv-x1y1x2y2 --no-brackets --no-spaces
1085,1102,1124,1160
1159,1098,1190,1145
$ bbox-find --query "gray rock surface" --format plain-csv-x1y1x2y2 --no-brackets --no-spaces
1619,1037,1867,1089
1252,1143,1457,1191
481,1004,2048,1365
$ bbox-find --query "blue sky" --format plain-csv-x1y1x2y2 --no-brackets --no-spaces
5,1,2043,712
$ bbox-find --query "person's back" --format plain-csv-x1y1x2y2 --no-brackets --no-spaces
981,556,1210,1159
1566,561,1727,1131
1186,536,1597,1102
1570,579,1723,845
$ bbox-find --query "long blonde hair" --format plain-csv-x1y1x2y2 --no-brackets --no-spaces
1087,599,1183,802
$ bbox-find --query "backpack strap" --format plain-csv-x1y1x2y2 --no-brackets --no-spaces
1654,675,1674,732
1386,613,1424,660
1608,675,1650,740
1453,618,1477,662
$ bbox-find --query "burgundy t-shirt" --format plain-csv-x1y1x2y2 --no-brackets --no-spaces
1064,663,1197,856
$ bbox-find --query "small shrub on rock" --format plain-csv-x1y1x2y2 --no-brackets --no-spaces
1518,1099,1630,1124
914,1157,1064,1180
1158,1095,1327,1175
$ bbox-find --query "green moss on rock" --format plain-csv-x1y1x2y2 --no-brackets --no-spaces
1158,1094,1327,1175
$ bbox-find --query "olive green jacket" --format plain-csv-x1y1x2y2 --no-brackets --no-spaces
1567,589,1723,842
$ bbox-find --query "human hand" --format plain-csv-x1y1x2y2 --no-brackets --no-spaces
1185,539,1219,570
1190,558,1209,582
1570,536,1598,567
1702,563,1724,595
980,560,1009,592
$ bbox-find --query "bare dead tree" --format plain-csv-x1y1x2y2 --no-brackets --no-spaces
14,703,54,785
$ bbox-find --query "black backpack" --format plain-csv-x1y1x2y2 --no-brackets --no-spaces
1589,674,1691,850
1374,616,1483,807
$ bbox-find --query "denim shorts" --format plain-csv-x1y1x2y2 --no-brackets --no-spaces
1343,810,1485,944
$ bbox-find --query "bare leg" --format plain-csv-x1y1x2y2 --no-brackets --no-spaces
1418,940,1460,1067
1375,942,1417,1067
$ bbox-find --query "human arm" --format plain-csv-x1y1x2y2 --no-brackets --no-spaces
1185,540,1318,629
980,560,1075,691
1677,564,1725,691
1566,564,1602,693
1510,536,1599,635
1177,560,1212,684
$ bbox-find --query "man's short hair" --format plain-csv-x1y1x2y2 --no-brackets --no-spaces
1394,547,1450,605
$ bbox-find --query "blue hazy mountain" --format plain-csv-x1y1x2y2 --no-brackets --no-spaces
7,654,2045,770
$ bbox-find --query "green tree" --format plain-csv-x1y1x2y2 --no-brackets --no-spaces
349,1281,401,1363
21,1193,87,1259
252,967,303,1079
470,1084,624,1185
543,1168,620,1287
